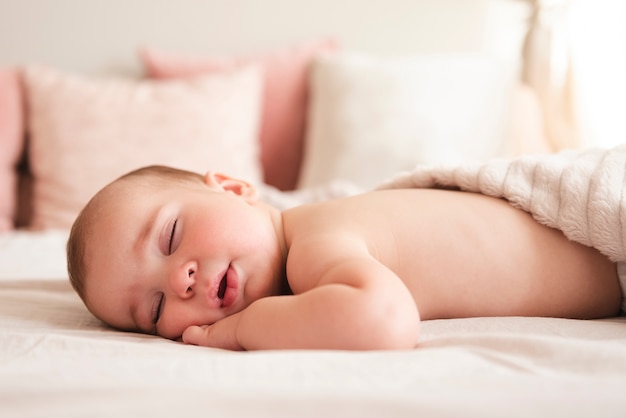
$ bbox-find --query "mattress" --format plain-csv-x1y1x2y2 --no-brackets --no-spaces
1,231,625,417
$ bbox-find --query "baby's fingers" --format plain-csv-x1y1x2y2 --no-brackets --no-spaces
181,317,244,350
181,324,210,346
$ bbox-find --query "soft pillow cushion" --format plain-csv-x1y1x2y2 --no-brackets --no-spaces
140,38,338,191
298,53,517,190
24,65,263,229
0,69,24,231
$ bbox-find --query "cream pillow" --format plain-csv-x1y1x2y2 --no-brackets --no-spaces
24,65,263,229
298,53,517,190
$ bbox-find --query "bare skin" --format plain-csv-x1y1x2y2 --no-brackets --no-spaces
283,189,622,321
82,172,622,351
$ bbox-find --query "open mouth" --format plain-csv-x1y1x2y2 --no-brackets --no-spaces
214,264,237,309
217,273,228,299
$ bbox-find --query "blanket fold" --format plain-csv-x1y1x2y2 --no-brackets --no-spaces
377,145,626,263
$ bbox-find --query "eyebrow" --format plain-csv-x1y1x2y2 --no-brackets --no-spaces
129,293,155,335
135,205,161,255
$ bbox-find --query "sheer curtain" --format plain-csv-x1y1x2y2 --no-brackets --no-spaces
523,0,626,151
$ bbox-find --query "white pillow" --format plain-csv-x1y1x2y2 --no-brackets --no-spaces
298,53,517,190
24,65,263,229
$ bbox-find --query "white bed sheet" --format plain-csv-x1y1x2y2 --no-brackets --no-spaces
1,231,626,418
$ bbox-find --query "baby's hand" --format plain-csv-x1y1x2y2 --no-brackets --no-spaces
182,318,244,351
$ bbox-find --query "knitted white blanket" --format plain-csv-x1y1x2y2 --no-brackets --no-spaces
377,145,626,263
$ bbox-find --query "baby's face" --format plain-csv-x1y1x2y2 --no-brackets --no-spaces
83,176,285,340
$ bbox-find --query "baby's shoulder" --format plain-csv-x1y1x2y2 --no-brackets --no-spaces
286,227,367,290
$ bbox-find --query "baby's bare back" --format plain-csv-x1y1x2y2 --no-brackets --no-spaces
285,189,622,320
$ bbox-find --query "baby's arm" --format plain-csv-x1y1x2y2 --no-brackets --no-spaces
183,242,420,350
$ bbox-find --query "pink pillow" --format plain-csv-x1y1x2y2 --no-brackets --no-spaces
0,69,24,231
139,38,338,191
24,65,264,230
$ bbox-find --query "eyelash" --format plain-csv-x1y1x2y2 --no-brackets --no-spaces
167,219,178,255
152,293,164,324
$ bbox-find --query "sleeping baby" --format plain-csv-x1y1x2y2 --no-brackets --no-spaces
66,165,623,350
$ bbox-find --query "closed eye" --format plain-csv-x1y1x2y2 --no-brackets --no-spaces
152,292,164,324
168,219,178,255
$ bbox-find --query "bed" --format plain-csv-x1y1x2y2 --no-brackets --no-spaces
2,0,626,416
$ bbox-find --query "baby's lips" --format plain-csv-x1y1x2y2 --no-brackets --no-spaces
220,265,239,309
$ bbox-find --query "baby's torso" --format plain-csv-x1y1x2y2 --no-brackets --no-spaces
282,188,616,319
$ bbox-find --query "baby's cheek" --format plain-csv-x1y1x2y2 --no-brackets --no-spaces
158,310,189,340
162,306,214,341
159,321,186,341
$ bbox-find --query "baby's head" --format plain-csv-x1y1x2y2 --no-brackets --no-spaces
67,165,285,340
67,166,204,304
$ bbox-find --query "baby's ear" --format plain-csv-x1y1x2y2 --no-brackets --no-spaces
203,171,258,202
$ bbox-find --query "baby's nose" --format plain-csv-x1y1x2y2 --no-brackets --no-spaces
170,261,197,298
